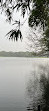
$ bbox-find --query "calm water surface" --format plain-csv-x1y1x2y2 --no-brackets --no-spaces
0,57,49,111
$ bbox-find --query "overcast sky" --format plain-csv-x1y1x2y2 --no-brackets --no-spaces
0,9,42,52
0,11,29,52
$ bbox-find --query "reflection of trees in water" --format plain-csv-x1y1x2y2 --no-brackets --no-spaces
40,74,49,111
26,65,49,111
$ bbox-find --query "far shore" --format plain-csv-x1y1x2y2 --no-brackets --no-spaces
0,56,49,58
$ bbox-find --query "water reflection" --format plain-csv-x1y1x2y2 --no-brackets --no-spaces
0,58,49,111
26,65,49,111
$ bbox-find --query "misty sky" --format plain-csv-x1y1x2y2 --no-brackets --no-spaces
0,11,29,52
0,10,42,52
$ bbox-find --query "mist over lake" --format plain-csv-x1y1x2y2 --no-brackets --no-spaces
0,57,49,111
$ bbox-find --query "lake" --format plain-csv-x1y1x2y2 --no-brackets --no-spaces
0,57,49,111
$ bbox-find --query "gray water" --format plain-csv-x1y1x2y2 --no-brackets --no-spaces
0,58,49,111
